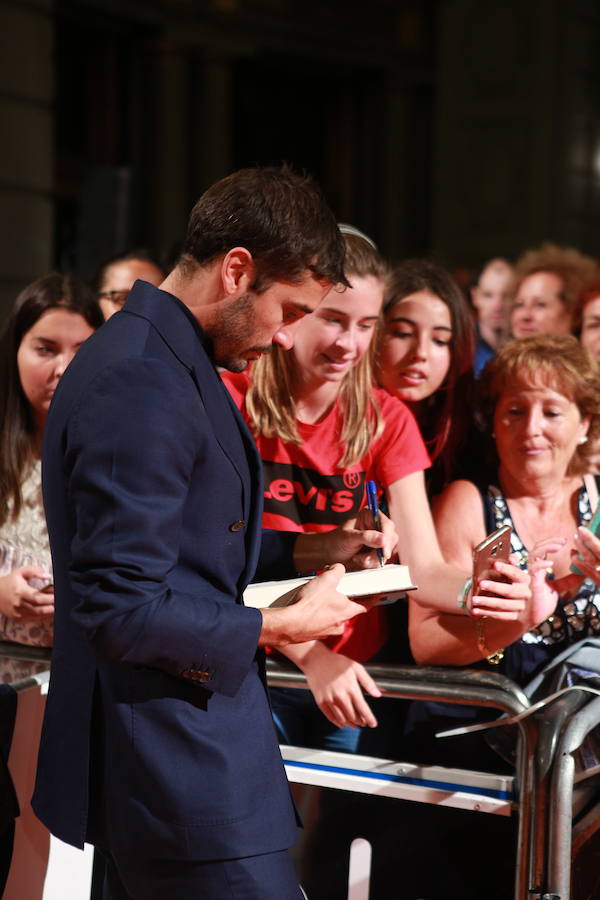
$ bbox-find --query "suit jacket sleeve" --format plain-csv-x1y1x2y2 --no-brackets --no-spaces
255,530,298,582
63,357,263,698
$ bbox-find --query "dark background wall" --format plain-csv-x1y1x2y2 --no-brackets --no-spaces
2,0,600,315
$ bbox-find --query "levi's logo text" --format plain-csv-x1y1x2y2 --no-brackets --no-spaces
263,461,365,526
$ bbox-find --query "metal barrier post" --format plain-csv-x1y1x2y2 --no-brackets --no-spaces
526,692,590,895
268,660,532,900
268,662,600,900
547,694,600,900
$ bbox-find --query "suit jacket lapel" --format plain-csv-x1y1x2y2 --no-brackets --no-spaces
123,282,264,585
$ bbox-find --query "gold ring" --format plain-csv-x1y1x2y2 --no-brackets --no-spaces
595,564,600,573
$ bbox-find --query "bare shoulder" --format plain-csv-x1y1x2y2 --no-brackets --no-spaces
432,479,483,518
432,480,486,564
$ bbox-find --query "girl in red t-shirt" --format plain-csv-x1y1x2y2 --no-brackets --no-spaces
223,228,528,754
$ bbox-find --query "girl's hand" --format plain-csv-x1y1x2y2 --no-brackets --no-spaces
322,507,398,571
301,643,381,729
0,566,54,619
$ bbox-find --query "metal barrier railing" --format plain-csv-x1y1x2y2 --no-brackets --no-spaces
267,659,600,900
0,641,52,662
2,643,599,899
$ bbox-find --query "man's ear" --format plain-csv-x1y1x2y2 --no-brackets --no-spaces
220,247,255,297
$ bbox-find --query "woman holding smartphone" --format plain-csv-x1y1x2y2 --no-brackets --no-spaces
413,335,600,684
0,273,103,655
374,335,600,900
0,272,102,897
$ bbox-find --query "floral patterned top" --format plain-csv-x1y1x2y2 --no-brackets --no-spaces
0,460,53,649
486,482,600,647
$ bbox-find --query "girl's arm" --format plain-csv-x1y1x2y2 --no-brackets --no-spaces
274,640,381,729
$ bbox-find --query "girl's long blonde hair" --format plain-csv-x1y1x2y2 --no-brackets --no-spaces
245,228,388,468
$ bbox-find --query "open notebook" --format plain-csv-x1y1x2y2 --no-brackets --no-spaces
243,563,416,609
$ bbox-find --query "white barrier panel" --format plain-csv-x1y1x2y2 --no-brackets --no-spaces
347,837,372,900
42,838,94,900
282,745,514,816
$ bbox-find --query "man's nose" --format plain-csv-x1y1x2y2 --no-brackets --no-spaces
272,325,296,351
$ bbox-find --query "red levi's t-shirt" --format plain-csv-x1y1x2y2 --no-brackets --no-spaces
223,371,430,661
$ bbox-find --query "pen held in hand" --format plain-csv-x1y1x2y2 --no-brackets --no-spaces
366,480,385,568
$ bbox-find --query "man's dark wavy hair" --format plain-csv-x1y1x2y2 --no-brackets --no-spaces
180,165,348,291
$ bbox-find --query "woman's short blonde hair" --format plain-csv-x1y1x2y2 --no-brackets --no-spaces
479,334,600,474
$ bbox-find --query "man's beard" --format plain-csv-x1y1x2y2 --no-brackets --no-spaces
208,292,272,372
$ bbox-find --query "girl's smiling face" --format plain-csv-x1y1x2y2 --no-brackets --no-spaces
376,290,452,403
289,275,383,385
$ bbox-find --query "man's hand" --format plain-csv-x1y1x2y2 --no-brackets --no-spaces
293,506,398,573
258,564,368,647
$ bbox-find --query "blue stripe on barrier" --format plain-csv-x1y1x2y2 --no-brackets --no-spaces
283,758,514,802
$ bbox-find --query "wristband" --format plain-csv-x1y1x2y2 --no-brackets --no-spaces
457,576,472,613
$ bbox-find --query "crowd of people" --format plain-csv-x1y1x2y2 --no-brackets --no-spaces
2,168,600,898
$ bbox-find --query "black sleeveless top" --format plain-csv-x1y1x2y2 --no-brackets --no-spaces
481,479,600,682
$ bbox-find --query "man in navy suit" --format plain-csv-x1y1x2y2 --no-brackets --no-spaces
33,168,394,899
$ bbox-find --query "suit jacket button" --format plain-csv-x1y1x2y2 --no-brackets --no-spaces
229,520,246,532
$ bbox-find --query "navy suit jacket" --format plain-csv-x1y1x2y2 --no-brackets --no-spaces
32,281,298,861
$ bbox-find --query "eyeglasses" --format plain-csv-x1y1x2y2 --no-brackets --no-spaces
98,290,129,307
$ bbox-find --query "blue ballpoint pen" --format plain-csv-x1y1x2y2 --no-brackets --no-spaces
366,480,385,568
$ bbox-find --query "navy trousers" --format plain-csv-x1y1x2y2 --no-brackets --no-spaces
99,846,305,900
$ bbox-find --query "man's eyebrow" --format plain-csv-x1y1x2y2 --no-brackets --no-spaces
388,315,452,332
291,302,317,315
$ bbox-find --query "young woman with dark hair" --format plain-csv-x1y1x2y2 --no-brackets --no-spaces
0,272,103,647
376,258,478,494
